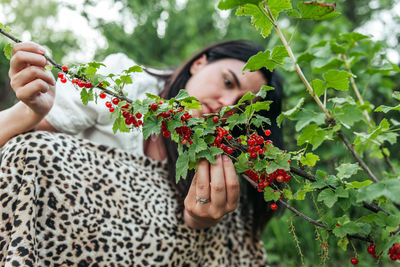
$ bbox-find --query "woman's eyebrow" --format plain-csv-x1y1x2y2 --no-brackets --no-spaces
228,69,241,89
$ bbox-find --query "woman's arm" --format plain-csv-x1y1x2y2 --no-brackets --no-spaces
0,42,56,147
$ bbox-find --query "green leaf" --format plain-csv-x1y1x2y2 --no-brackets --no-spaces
375,104,400,113
337,237,349,251
217,0,262,10
336,163,360,180
313,58,344,74
357,179,400,203
125,65,142,73
236,4,273,38
293,108,325,131
252,101,272,112
339,32,369,43
345,180,373,189
333,222,360,238
197,147,223,164
334,103,364,127
297,52,316,63
323,70,352,91
271,46,289,64
329,39,346,54
300,152,320,167
267,0,292,20
235,153,250,173
257,85,275,98
244,46,289,72
264,187,281,202
311,79,326,97
80,88,89,105
3,43,13,60
297,1,341,20
120,75,133,85
277,98,305,127
297,124,330,150
283,188,293,200
286,9,301,18
318,189,337,208
176,150,189,182
142,116,161,140
251,114,271,127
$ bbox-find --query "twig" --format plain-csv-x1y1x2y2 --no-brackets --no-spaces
336,130,379,183
0,27,134,104
290,167,391,215
342,54,397,174
278,199,327,228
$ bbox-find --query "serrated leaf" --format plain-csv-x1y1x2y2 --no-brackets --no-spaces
334,103,364,127
323,70,352,91
313,58,343,74
286,9,301,18
142,115,161,140
293,109,325,131
297,124,329,150
236,4,273,38
375,104,400,113
235,153,250,173
357,179,400,203
3,43,13,60
337,237,349,251
318,189,337,208
329,39,346,54
345,180,373,189
217,0,262,10
251,114,271,127
252,101,272,112
271,46,289,64
283,188,293,200
311,79,326,97
267,0,292,20
277,98,305,126
176,150,189,182
125,65,142,73
339,32,369,43
297,1,341,20
333,222,360,238
264,187,280,202
297,52,316,63
336,163,360,180
300,152,319,167
257,85,275,98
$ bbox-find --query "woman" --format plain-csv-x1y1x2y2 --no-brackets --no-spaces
0,40,283,266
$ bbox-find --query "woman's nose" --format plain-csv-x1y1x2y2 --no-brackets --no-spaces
218,91,240,107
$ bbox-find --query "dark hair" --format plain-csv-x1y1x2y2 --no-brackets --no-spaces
152,40,284,236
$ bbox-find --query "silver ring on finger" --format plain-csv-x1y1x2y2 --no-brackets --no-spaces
196,196,210,204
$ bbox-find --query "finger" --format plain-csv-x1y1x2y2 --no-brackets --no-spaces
16,79,50,102
9,50,48,77
195,159,211,202
12,41,46,56
222,155,240,212
184,175,198,211
210,155,227,207
11,65,55,90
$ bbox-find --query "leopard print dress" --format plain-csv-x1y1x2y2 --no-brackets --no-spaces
0,131,268,266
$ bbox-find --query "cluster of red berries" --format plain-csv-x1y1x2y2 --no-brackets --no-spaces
367,243,378,259
246,130,272,159
245,168,291,192
211,125,235,154
389,243,400,261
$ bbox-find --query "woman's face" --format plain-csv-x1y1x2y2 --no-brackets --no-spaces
185,55,266,117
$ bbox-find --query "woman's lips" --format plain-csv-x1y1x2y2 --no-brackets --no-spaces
202,104,213,114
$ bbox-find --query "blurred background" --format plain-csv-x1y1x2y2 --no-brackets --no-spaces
1,0,399,266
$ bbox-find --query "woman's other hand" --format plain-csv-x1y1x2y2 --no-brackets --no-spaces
9,41,56,116
184,155,240,229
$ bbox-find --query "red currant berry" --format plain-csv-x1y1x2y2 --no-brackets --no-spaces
276,175,284,183
62,65,68,72
99,82,103,87
248,139,256,147
109,107,115,113
228,111,233,116
250,152,257,159
159,100,164,105
136,113,142,119
60,78,67,83
85,82,92,88
270,203,278,210
227,135,232,140
105,101,112,108
189,140,193,145
181,139,187,145
78,81,85,88
112,98,119,105
350,257,358,265
212,116,219,123
99,93,106,99
265,129,271,136
226,147,233,154
336,223,341,227
151,103,158,111
163,131,171,138
58,72,64,79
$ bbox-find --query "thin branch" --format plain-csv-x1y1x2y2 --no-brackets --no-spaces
278,199,327,228
0,27,135,104
343,54,397,174
290,167,391,215
336,130,379,183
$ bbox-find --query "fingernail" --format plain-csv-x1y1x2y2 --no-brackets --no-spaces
37,46,46,54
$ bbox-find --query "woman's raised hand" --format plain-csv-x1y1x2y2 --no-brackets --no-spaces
184,155,240,229
9,41,56,116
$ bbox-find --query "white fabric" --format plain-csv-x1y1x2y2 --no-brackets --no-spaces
46,53,164,155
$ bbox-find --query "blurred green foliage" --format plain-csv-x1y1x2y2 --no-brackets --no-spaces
0,0,399,265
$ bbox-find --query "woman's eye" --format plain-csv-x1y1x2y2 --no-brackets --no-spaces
224,77,233,88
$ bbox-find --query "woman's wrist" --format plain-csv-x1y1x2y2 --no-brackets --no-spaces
183,209,221,229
